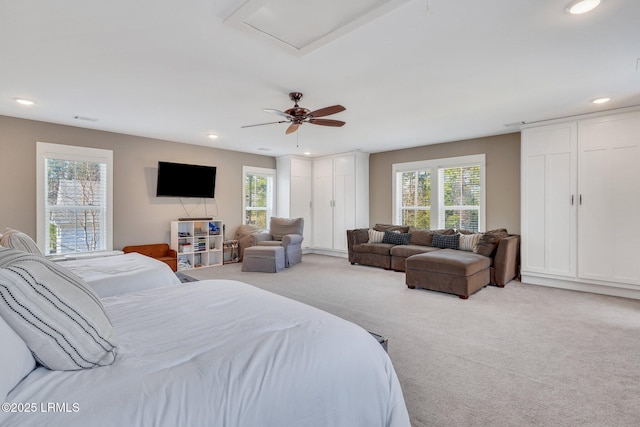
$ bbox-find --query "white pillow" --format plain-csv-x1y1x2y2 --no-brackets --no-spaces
0,248,118,370
0,229,43,256
459,233,482,252
0,315,36,402
368,229,385,243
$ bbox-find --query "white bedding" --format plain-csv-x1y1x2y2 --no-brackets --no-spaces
56,252,181,297
4,280,410,427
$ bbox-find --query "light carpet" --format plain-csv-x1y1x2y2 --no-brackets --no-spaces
184,254,640,427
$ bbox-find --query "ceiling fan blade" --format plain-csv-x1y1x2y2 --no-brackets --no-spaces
241,120,288,128
308,105,346,118
264,108,294,120
308,118,346,127
286,123,300,134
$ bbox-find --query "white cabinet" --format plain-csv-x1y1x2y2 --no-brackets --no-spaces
277,156,312,248
170,220,224,270
521,108,640,299
312,152,369,253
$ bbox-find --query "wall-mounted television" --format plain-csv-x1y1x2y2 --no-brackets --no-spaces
156,161,217,198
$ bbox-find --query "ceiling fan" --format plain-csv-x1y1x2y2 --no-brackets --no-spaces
242,92,346,134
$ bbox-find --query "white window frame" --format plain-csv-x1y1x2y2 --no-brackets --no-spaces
36,142,113,255
242,166,276,228
392,154,486,231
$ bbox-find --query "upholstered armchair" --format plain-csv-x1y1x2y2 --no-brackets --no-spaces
239,217,304,267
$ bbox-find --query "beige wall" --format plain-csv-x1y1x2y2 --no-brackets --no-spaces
369,133,521,233
0,115,275,249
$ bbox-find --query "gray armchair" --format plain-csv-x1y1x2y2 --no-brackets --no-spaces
239,217,304,267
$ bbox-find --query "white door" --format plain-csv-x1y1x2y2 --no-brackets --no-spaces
578,112,640,285
333,155,355,251
290,158,312,247
313,158,334,250
521,123,577,277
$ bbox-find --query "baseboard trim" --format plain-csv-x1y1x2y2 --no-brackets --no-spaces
304,248,348,258
521,274,640,300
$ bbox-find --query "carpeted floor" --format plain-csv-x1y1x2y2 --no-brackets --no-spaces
184,254,640,427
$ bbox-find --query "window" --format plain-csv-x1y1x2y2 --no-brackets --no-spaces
393,154,485,232
242,166,275,230
37,142,113,255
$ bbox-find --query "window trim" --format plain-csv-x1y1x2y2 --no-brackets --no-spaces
36,142,113,255
242,166,276,227
392,154,486,231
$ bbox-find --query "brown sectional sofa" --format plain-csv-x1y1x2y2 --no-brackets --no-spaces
347,225,520,297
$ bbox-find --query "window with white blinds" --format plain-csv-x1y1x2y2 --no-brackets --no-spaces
392,154,485,232
37,142,113,255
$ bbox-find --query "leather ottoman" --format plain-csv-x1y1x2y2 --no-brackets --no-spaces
405,249,490,299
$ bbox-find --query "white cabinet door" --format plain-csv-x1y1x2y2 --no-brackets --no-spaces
333,155,355,251
313,158,334,250
578,112,640,285
290,158,312,247
521,123,577,277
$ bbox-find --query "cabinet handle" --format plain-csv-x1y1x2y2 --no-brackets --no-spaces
579,194,582,205
571,195,574,205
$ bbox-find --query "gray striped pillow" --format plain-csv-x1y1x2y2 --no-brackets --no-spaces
0,248,118,371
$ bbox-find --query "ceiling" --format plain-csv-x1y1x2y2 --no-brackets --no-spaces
1,0,639,158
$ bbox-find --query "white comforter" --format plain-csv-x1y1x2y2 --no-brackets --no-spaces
4,280,410,427
56,252,181,297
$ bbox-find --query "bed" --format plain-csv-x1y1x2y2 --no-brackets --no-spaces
0,249,410,427
55,252,181,297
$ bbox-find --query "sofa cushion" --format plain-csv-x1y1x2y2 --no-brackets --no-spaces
368,229,385,243
352,243,395,256
406,249,490,277
408,229,434,246
390,244,440,258
475,228,509,257
373,224,409,233
432,233,460,249
382,231,411,245
459,233,482,252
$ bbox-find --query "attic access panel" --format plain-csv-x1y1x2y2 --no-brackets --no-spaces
224,0,410,56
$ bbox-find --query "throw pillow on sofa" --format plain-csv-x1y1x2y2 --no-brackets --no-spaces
368,229,385,243
432,233,460,249
475,229,509,257
382,231,411,245
459,233,482,252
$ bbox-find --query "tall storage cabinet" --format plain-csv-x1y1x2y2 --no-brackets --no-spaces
521,108,640,299
170,220,224,270
276,156,312,248
312,151,369,254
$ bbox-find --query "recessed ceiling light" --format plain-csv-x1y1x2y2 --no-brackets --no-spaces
15,98,34,106
566,0,601,15
303,151,311,156
208,134,218,139
592,97,610,104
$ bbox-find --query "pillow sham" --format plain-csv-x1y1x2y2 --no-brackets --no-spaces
368,228,385,243
0,229,43,256
382,230,411,245
0,248,118,371
459,233,482,252
0,315,36,403
432,233,460,249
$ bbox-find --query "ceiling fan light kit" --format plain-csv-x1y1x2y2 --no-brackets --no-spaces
242,92,346,134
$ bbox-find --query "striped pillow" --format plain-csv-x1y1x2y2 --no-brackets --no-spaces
368,228,385,243
459,233,482,252
0,248,118,371
0,229,43,256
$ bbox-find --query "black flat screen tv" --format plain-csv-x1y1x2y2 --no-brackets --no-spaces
156,161,217,198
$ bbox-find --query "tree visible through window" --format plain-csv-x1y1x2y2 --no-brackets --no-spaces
243,166,275,230
394,155,485,232
37,142,113,255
